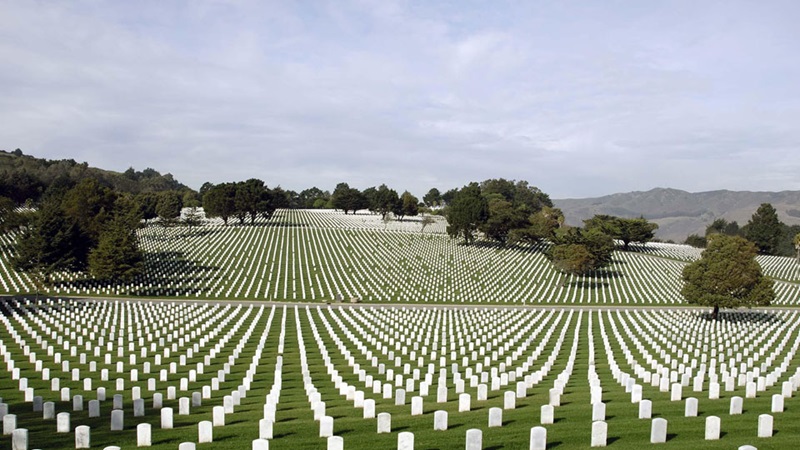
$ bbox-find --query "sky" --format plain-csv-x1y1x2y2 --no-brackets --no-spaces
2,0,799,199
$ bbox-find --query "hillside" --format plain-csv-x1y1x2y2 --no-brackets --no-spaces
554,187,800,242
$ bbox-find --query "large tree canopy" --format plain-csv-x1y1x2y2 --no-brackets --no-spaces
583,215,659,250
743,203,783,255
446,184,489,245
681,234,775,319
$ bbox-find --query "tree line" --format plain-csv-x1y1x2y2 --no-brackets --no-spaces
684,203,800,258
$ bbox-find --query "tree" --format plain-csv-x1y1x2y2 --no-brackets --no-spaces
548,227,614,276
706,218,740,237
369,184,400,219
420,216,435,233
423,188,442,208
684,234,707,248
0,195,29,233
135,192,159,223
743,203,783,255
584,215,659,250
61,178,117,246
234,178,268,224
88,218,143,281
12,201,91,288
156,190,183,225
795,232,800,263
203,183,236,225
681,234,775,320
446,184,488,245
480,196,526,244
397,191,419,220
331,183,368,214
510,206,564,245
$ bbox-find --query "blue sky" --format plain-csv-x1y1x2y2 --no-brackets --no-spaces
2,0,798,198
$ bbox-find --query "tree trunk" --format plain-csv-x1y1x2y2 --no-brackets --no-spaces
712,304,719,321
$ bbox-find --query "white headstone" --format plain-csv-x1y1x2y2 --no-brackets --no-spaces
327,436,343,450
377,412,391,433
398,431,414,450
11,428,27,450
75,425,90,448
592,402,606,422
252,438,269,450
111,409,124,431
411,396,423,416
540,404,554,425
639,400,652,419
259,419,273,439
56,412,70,433
591,420,607,447
213,406,225,426
530,426,547,450
730,396,743,415
433,410,448,431
161,407,174,429
758,414,773,438
685,397,698,417
178,443,196,450
459,393,471,412
771,394,784,413
488,407,502,427
198,420,213,443
705,416,720,440
651,417,667,443
137,423,152,446
504,391,516,410
320,416,334,437
465,428,482,450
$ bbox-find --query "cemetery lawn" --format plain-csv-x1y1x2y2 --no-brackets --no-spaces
2,299,800,449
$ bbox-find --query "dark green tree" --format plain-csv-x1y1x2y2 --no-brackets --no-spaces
135,192,159,223
446,184,489,245
510,206,564,245
397,191,419,220
548,227,614,275
88,218,143,281
156,190,183,225
480,196,526,244
743,203,783,255
203,183,237,225
681,234,775,319
584,215,659,250
369,184,400,219
234,178,268,224
331,183,368,214
705,218,741,237
684,234,707,248
423,188,442,208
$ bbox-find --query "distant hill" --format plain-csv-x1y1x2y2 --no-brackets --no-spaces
553,187,800,242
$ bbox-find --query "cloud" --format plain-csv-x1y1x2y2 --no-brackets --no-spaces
1,0,799,199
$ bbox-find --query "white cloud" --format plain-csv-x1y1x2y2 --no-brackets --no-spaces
1,0,799,199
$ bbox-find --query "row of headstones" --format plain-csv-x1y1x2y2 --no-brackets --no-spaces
1,304,279,448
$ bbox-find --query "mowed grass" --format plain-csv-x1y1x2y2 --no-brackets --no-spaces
3,299,800,449
0,209,798,305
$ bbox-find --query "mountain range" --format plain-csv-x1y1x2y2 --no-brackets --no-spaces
553,188,800,243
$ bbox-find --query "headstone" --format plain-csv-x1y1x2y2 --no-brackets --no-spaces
411,396,423,416
670,383,682,401
33,396,43,412
111,409,123,431
198,421,213,443
363,399,376,419
252,439,269,450
179,443,196,450
437,386,447,403
259,419,273,439
540,404,554,425
134,398,145,417
685,397,698,417
530,426,547,450
395,389,406,406
73,395,84,411
705,416,720,440
591,420,607,447
113,394,123,410
459,393,471,412
43,401,55,420
378,412,391,433
153,393,163,410
89,400,100,418
57,412,70,433
592,402,606,422
320,416,334,437
639,400,652,419
465,429,482,450
180,397,190,415
651,417,667,443
12,428,27,450
434,410,448,431
758,414,773,438
213,406,225,426
398,431,414,450
161,407,174,429
771,394,784,413
137,423,152,446
75,425,90,448
488,407,502,427
327,436,344,450
730,396,743,415
504,391,516,409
